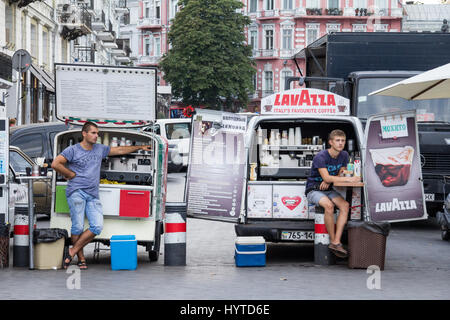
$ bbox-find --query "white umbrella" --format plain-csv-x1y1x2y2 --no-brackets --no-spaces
369,62,450,100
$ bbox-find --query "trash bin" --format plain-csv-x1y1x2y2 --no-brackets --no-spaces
33,228,68,270
347,221,390,271
0,223,11,268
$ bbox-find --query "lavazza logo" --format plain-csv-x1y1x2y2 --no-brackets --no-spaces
375,198,417,213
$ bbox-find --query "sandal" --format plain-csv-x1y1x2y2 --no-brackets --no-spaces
63,248,73,269
328,243,348,258
77,261,88,270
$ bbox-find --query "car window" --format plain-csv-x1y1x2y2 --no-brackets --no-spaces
166,123,190,139
9,150,32,174
11,133,44,158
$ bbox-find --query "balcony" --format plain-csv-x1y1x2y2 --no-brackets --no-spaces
136,55,162,66
58,5,92,40
254,49,279,59
248,90,274,100
114,56,131,64
279,49,295,58
72,44,96,64
115,0,129,14
137,17,162,29
257,9,280,19
91,10,107,31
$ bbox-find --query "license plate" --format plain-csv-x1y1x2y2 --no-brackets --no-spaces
281,231,314,241
425,193,435,201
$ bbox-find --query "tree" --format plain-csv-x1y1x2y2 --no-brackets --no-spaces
159,0,256,111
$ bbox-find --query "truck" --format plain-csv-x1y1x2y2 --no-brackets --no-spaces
185,92,428,244
290,32,450,216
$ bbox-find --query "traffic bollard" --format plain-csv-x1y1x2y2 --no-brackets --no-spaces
164,203,186,266
314,210,336,265
13,205,31,267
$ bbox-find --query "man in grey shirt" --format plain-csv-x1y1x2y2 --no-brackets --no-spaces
52,122,151,269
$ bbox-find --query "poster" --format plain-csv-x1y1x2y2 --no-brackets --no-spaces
365,113,427,222
186,111,246,221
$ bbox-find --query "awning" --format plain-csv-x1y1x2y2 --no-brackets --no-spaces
0,77,13,89
29,63,55,93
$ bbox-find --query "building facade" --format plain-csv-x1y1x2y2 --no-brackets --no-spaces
0,0,129,124
243,0,403,111
402,4,450,33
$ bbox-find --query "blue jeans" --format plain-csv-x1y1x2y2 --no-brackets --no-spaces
67,189,103,236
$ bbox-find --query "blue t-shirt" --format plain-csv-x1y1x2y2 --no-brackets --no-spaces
306,149,349,194
60,143,110,199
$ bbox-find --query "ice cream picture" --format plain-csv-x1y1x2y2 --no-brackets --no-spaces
369,146,414,187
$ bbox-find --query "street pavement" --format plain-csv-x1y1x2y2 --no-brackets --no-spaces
0,173,449,300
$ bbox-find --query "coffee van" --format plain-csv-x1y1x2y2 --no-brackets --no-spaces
49,64,168,261
185,88,428,242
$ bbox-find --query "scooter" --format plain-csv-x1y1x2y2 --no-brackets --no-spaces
436,176,450,241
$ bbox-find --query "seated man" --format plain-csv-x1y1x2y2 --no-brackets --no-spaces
305,129,360,258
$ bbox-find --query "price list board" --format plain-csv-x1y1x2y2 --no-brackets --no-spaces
186,111,247,222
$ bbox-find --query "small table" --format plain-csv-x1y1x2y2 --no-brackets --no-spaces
18,175,51,270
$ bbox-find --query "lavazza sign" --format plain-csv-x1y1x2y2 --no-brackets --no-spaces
261,88,350,116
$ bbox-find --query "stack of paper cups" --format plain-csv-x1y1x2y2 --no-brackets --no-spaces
281,130,288,145
288,128,295,146
295,127,302,145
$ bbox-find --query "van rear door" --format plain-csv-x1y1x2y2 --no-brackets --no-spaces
364,110,428,222
185,109,247,223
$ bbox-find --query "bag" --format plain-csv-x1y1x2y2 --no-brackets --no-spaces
33,228,68,244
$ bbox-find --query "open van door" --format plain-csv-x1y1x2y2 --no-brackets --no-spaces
364,110,428,222
185,109,247,223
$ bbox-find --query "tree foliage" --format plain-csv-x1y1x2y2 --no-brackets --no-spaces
159,0,256,110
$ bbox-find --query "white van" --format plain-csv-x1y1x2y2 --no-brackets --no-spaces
150,118,191,171
185,88,428,243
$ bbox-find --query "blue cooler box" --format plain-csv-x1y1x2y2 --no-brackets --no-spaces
235,236,266,267
110,235,137,270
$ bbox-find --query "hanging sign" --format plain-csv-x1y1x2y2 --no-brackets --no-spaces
260,88,350,116
380,116,409,139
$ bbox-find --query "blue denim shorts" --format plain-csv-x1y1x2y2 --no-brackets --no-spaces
307,189,342,206
67,189,103,236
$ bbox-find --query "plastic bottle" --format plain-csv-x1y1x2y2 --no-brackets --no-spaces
354,152,361,177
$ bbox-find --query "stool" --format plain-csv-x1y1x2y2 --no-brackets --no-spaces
314,206,338,265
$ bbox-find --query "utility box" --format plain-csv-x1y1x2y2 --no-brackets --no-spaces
110,235,137,271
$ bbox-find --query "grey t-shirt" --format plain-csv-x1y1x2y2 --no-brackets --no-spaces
60,143,110,199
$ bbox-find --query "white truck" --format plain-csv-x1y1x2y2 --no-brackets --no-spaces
185,88,428,242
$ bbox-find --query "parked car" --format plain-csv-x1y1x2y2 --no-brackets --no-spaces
9,146,51,215
10,122,72,165
143,118,191,173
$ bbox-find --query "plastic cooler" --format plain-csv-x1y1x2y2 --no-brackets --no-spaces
235,236,266,267
347,221,390,271
110,235,137,271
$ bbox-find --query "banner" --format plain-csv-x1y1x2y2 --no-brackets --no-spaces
260,88,350,116
365,113,426,222
186,111,246,221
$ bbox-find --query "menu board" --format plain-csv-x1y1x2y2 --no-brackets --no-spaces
55,64,156,123
186,110,247,222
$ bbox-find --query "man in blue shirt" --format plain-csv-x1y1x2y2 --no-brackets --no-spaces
52,122,151,269
306,129,360,258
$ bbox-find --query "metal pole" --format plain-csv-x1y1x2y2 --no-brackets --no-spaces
16,66,22,126
27,180,34,270
164,203,186,266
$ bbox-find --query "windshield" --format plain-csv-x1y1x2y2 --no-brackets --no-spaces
356,78,450,122
165,123,191,140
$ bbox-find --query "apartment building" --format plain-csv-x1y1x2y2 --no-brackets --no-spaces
0,0,130,124
243,0,403,111
402,4,450,32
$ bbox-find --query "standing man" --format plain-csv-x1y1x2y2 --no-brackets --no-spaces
52,122,151,269
305,129,360,258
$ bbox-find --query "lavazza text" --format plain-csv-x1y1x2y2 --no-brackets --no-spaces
179,304,271,317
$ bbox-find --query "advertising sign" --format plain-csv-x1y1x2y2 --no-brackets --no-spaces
365,111,427,222
260,88,350,116
186,110,247,222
